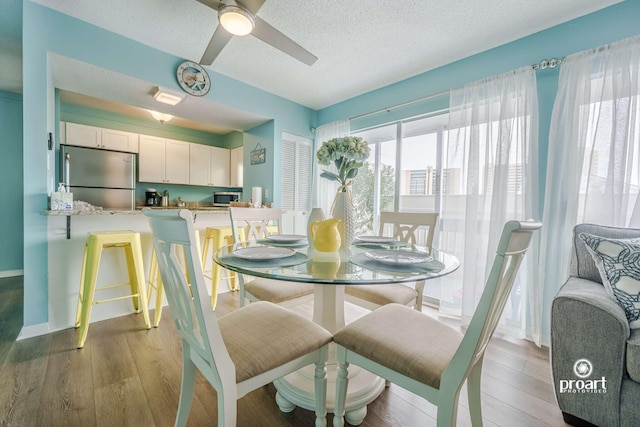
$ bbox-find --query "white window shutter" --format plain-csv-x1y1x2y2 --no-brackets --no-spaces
280,138,296,211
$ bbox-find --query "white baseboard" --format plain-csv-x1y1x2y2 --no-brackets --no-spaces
0,270,23,278
17,323,54,340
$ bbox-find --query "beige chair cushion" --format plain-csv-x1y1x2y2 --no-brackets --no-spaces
334,303,463,388
345,284,417,306
219,301,332,383
246,278,314,303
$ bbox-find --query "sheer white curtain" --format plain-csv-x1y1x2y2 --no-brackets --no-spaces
440,67,540,339
312,120,350,215
539,35,640,344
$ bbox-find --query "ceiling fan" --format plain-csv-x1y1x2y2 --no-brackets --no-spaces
196,0,318,66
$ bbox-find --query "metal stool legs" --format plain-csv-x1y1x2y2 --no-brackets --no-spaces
75,231,151,348
201,227,238,309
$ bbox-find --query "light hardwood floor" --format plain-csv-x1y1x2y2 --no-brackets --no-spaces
0,276,568,426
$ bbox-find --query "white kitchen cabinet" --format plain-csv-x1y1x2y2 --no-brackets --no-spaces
189,143,211,186
139,135,190,184
189,144,230,187
230,146,244,188
59,121,66,145
165,139,190,184
65,122,101,149
139,135,165,183
102,128,139,153
64,122,138,153
211,146,230,187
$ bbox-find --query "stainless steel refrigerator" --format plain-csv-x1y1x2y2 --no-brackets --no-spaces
60,145,136,210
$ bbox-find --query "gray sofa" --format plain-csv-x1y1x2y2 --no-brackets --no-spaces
551,223,640,427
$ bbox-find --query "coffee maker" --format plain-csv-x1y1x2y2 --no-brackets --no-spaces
145,188,158,206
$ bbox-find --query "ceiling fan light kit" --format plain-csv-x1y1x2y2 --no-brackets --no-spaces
197,0,317,66
219,4,254,36
152,86,186,105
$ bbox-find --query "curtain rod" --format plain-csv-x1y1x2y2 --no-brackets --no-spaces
347,57,563,122
531,57,563,70
349,89,449,121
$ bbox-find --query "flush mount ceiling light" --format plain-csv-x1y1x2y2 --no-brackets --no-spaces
152,86,185,106
218,3,255,36
148,110,174,124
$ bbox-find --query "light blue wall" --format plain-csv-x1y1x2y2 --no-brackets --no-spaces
316,0,640,343
224,131,244,150
22,1,314,327
244,121,276,205
0,91,23,272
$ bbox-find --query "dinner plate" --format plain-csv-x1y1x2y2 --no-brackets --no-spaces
232,247,296,260
355,235,396,243
364,250,431,265
266,234,307,243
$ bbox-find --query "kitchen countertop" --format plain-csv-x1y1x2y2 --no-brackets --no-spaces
41,206,229,216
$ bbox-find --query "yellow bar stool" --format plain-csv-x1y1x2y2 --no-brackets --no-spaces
75,230,151,348
147,230,202,326
201,226,241,309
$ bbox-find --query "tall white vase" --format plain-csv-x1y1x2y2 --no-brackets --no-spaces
307,207,325,247
331,191,355,249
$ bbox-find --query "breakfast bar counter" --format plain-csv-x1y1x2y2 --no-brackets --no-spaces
42,207,232,334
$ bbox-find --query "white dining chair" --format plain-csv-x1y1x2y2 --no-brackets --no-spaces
143,209,332,427
345,211,439,311
334,220,542,427
228,207,314,307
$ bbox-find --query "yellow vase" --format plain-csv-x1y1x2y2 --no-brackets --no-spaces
309,218,341,252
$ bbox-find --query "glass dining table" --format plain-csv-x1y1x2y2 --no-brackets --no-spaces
214,236,459,424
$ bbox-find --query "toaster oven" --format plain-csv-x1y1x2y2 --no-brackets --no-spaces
213,191,241,206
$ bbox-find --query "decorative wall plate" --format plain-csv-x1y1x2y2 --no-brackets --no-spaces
176,60,211,96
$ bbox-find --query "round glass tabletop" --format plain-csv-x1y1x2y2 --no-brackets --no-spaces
214,240,459,285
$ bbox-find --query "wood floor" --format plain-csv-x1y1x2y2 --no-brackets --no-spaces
0,276,569,426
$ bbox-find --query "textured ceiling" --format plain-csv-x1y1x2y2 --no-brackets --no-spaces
2,0,622,133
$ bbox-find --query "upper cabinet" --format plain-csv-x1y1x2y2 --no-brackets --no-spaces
139,136,189,184
64,122,100,149
102,128,140,153
64,122,138,153
61,121,242,188
189,144,230,187
230,146,244,188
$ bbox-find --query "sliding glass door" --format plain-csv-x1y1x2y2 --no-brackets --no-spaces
351,123,397,234
351,112,448,304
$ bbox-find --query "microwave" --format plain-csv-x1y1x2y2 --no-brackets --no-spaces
213,191,241,206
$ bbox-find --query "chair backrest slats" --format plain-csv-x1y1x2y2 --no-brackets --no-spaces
447,220,541,381
144,210,235,381
228,207,283,243
379,212,439,249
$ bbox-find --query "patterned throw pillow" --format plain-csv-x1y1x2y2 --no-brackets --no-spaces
579,233,640,329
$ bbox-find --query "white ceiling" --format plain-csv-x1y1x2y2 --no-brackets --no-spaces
2,0,622,133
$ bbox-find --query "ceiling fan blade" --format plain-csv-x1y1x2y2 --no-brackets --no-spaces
237,0,266,16
196,0,223,11
252,17,317,66
200,25,233,65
